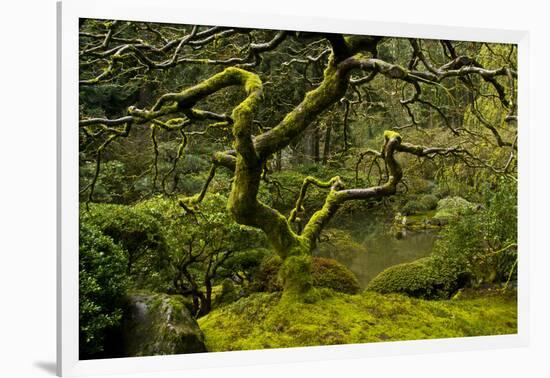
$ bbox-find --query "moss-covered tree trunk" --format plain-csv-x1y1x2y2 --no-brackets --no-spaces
99,35,500,300
178,38,455,298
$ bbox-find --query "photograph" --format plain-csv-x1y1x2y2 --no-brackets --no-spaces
77,17,518,360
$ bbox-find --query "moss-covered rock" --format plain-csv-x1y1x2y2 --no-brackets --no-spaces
365,257,468,299
121,292,207,356
251,255,360,294
391,211,441,235
198,289,517,352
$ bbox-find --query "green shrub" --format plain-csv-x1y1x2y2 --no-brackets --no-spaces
81,203,170,289
400,200,424,216
178,173,209,195
432,180,517,286
401,194,439,215
221,248,271,283
312,257,360,294
212,279,240,309
419,194,439,211
136,194,267,315
79,222,130,359
406,177,435,193
251,255,360,294
79,160,133,203
365,257,466,299
433,196,478,220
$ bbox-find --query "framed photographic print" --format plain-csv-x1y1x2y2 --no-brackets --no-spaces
58,0,529,376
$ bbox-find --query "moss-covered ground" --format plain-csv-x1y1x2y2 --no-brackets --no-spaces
198,289,517,352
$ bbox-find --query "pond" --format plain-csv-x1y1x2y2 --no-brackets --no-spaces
314,219,438,289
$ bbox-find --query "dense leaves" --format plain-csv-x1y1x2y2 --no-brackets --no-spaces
432,179,517,286
81,203,170,289
135,194,268,316
79,222,129,359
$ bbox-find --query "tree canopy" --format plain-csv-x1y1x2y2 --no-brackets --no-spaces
79,18,517,297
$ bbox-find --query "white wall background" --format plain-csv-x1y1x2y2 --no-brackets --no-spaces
1,0,548,377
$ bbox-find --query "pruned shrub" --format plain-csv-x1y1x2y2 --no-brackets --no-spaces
251,255,360,294
433,196,478,220
312,257,360,294
365,257,467,299
418,194,439,211
401,194,439,215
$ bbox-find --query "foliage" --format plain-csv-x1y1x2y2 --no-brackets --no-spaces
198,289,517,351
221,247,271,284
79,160,137,204
365,257,466,299
432,179,517,285
370,179,517,299
462,43,517,146
312,257,361,294
251,255,360,294
433,196,479,221
81,203,171,289
135,194,267,316
212,279,241,309
401,194,439,215
79,222,130,359
249,254,285,293
79,83,140,118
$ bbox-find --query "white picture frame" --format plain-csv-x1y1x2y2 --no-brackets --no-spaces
58,0,530,376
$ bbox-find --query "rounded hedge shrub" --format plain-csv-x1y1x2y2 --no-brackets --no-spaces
251,255,360,294
418,194,439,211
401,194,439,215
434,196,478,220
365,257,467,299
400,200,424,216
312,257,360,294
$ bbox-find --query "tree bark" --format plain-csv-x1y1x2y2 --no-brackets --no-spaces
322,123,332,165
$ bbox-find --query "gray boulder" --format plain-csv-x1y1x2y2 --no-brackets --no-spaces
121,292,207,356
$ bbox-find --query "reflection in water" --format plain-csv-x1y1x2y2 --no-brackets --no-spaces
357,231,436,287
314,221,438,288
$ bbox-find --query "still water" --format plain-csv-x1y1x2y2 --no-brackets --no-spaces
314,222,438,288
